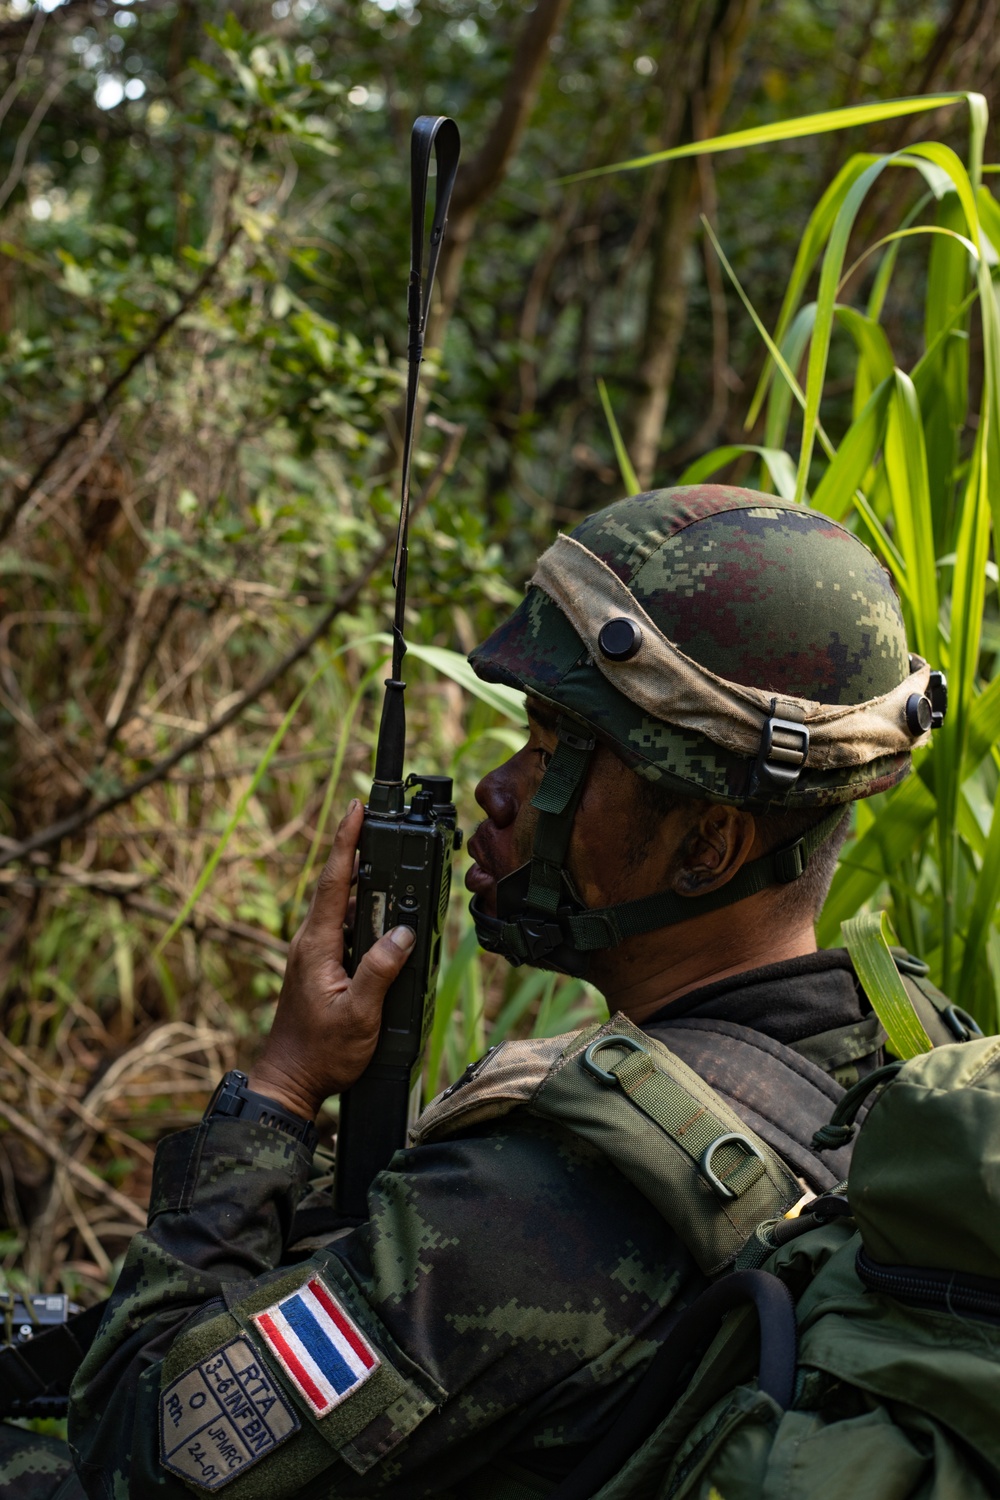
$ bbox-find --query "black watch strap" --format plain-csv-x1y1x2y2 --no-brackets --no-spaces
205,1071,319,1153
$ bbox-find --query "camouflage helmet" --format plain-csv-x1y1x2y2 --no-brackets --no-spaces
471,486,941,809
467,487,945,974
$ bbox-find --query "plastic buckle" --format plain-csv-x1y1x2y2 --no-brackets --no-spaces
928,670,948,730
699,1132,768,1201
756,703,809,791
773,837,807,884
557,723,596,753
516,916,565,962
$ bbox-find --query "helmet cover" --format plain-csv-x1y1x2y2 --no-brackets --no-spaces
470,486,916,807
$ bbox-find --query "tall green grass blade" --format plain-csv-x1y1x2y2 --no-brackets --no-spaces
938,431,991,986
426,924,480,1096
291,658,387,918
976,184,1000,257
562,95,968,185
866,192,935,320
818,774,937,946
702,218,810,431
795,154,898,503
378,639,527,724
833,306,894,420
152,659,330,963
840,224,977,305
596,377,640,494
677,444,797,500
491,969,552,1044
883,370,939,661
763,303,815,455
810,376,892,521
750,158,877,428
842,910,933,1058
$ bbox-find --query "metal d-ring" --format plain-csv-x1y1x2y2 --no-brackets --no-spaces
700,1132,767,1201
582,1034,648,1085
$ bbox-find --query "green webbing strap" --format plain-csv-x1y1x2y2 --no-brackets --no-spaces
605,1045,767,1198
565,806,848,952
524,720,595,917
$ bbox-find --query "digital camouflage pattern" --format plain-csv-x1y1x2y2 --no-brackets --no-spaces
470,486,914,807
66,959,885,1499
0,1423,85,1500
67,1114,699,1498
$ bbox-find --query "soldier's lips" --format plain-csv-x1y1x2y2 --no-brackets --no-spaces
465,861,495,895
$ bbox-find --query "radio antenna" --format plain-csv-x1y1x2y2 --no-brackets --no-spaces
373,116,461,787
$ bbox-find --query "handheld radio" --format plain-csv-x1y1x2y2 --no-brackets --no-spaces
334,117,462,1219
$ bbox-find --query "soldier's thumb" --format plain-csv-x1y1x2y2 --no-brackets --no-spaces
349,925,416,1020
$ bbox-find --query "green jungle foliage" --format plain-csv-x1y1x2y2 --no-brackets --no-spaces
0,0,998,1296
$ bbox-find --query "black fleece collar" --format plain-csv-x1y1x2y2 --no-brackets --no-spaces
641,948,864,1045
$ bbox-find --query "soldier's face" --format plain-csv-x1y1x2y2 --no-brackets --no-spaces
466,697,683,917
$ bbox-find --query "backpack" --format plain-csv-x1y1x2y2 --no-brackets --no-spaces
543,1035,1000,1500
412,951,995,1500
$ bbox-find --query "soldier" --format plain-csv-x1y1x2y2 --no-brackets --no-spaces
0,1426,84,1500
67,486,951,1499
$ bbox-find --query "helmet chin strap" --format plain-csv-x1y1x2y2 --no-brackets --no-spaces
470,714,848,975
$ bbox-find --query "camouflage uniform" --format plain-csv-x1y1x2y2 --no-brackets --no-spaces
68,488,927,1496
67,957,882,1499
0,1424,84,1500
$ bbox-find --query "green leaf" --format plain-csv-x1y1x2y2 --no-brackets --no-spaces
810,376,892,522
833,305,894,420
883,369,939,661
388,641,527,725
677,444,797,501
841,910,933,1058
750,156,877,428
596,378,639,494
562,94,970,185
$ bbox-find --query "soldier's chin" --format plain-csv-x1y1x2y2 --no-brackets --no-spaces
465,862,496,913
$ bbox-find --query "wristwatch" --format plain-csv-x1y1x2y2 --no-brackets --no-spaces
204,1070,319,1153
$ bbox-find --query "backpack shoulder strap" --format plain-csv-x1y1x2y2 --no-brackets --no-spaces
412,1015,800,1277
646,1017,854,1193
889,948,984,1047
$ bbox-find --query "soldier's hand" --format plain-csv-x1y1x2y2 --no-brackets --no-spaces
248,800,416,1121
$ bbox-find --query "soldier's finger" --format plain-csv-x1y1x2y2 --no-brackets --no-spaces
311,801,364,936
348,925,416,1031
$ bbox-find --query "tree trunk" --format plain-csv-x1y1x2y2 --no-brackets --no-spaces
383,0,571,468
627,0,759,489
424,0,573,356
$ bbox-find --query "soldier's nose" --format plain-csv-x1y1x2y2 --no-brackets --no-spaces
474,762,519,829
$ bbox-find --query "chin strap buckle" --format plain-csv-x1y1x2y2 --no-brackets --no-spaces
514,916,565,963
754,700,809,794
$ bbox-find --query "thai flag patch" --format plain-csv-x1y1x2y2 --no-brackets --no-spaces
253,1277,379,1418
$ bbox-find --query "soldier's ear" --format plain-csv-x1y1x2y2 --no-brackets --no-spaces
673,803,756,894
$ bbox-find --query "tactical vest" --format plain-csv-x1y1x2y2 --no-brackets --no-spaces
406,956,969,1499
411,955,961,1274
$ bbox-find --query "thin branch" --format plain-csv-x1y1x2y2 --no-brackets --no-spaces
0,5,46,132
0,224,242,545
0,70,66,217
0,525,393,866
0,1099,147,1225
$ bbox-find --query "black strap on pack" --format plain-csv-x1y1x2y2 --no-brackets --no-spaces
0,1300,105,1420
546,1269,797,1500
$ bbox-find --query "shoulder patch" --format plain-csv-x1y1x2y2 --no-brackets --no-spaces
160,1335,299,1491
253,1275,380,1419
